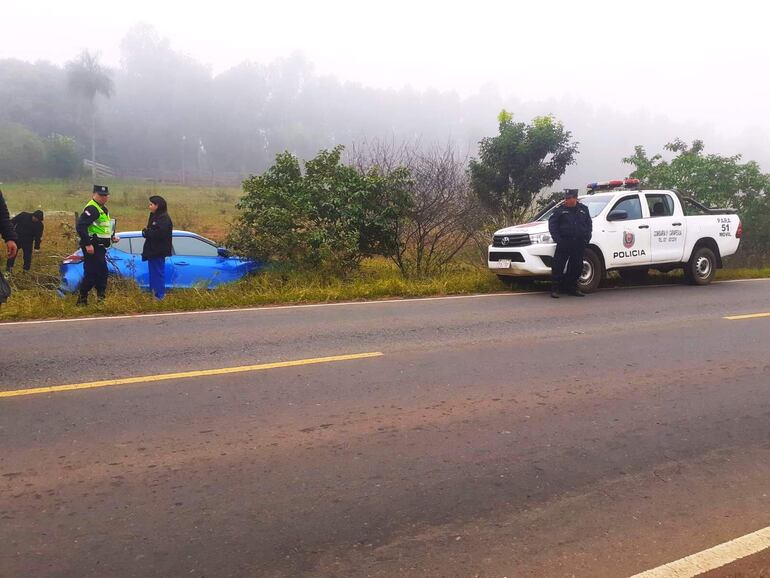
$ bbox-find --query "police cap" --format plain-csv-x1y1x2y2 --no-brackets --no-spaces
93,185,109,196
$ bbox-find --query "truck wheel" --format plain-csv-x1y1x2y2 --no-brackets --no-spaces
686,247,717,285
618,268,649,284
577,248,603,293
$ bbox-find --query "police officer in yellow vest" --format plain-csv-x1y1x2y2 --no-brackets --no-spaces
76,185,119,305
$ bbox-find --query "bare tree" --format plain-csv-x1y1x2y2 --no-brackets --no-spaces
350,140,483,277
65,50,114,181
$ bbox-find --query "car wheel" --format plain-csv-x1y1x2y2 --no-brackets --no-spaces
686,246,717,285
577,248,603,293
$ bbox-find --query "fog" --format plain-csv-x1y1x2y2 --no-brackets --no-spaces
3,0,769,187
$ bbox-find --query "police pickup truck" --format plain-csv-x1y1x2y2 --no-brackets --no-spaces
489,179,742,292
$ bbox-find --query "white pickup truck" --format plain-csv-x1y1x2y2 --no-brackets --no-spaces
489,183,742,292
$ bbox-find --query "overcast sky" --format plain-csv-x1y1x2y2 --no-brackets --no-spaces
4,0,769,138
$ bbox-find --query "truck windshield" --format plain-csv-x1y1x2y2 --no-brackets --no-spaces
537,195,612,221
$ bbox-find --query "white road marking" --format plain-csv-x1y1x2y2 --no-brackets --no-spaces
629,525,770,578
0,277,767,328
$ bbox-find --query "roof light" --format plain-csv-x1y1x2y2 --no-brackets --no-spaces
587,178,640,191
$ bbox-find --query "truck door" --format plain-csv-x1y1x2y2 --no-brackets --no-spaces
604,194,652,268
645,193,686,263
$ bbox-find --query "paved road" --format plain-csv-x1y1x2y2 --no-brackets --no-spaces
1,280,769,577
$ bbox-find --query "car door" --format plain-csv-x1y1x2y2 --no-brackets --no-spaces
169,235,224,288
107,237,146,285
645,193,686,263
126,236,176,288
604,194,652,268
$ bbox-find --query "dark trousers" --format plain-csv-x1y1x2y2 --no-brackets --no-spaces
147,257,166,299
551,239,585,290
79,245,108,298
6,238,34,271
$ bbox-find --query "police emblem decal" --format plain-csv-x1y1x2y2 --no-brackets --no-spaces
623,231,635,249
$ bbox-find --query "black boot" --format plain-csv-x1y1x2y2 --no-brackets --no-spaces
76,293,88,306
550,283,560,299
568,288,586,297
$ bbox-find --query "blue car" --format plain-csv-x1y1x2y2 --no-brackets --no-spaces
60,230,262,294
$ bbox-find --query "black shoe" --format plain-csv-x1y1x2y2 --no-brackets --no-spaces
568,289,586,297
76,295,88,306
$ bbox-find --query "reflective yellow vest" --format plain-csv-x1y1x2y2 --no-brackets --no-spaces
85,199,112,239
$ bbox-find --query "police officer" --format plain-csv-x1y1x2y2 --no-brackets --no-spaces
76,185,118,305
0,190,18,262
7,210,44,272
548,188,592,298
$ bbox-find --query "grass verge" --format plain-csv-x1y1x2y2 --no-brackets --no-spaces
1,263,768,323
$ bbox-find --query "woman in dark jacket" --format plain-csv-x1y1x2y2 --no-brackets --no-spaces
141,195,173,299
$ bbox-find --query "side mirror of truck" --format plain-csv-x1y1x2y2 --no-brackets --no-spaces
607,210,628,222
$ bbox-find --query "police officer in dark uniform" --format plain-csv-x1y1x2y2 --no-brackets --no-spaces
0,190,18,262
7,210,44,271
76,185,118,305
548,188,592,298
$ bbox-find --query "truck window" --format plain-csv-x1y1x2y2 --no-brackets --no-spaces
610,195,643,220
537,195,612,221
645,194,675,217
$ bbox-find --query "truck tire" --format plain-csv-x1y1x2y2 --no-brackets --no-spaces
618,268,649,284
577,248,603,293
685,246,717,285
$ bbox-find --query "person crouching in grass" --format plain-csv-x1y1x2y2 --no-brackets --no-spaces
141,196,173,299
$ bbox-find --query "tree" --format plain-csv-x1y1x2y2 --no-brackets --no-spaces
230,145,412,273
0,122,46,180
469,111,579,224
65,50,114,181
624,139,770,266
350,140,482,277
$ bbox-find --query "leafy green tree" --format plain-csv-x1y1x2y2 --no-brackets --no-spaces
623,139,770,211
469,111,578,223
0,121,46,180
65,51,114,181
624,139,770,265
44,134,81,178
230,145,412,273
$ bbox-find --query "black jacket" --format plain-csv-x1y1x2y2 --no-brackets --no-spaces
11,212,44,248
141,212,173,261
0,192,18,242
548,203,593,244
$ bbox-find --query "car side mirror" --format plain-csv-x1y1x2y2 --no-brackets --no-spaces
217,247,231,258
607,210,628,222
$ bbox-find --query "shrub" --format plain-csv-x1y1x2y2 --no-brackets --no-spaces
230,146,412,274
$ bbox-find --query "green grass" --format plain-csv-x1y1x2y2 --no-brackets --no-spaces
1,179,769,322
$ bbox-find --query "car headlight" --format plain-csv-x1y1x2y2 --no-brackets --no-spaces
531,232,554,244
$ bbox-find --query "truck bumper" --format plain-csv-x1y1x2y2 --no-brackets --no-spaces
487,244,556,277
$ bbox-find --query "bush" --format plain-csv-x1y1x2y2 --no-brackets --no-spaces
230,146,412,274
0,121,46,180
45,134,81,178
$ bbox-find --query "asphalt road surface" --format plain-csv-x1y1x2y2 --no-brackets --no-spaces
1,280,769,578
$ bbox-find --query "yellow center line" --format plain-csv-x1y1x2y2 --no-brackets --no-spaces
724,312,770,320
0,352,384,399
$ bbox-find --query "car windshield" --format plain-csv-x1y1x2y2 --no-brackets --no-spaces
537,195,613,221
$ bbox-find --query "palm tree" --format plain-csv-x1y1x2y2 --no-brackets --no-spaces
65,50,114,182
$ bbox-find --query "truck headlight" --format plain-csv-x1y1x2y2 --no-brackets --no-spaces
531,232,553,244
